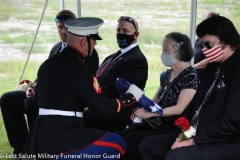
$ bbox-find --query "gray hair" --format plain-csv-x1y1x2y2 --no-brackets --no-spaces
165,32,194,62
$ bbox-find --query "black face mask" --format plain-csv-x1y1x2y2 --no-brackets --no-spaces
116,33,135,49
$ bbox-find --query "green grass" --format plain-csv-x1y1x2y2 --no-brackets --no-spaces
0,61,41,93
0,0,240,157
0,60,41,158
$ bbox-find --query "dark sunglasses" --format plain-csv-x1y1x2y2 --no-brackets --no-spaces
200,39,222,49
55,15,73,22
118,16,137,30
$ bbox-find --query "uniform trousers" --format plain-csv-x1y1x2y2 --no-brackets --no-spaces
49,132,126,160
83,108,132,132
0,91,38,154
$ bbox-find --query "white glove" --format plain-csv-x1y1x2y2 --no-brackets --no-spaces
126,84,143,101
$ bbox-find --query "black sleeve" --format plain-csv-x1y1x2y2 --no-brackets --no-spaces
101,56,147,98
75,68,137,118
34,81,39,112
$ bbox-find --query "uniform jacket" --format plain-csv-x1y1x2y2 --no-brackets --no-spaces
33,42,62,83
97,45,148,99
190,48,240,159
22,46,137,154
49,41,99,71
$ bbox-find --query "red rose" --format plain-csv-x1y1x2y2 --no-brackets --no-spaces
174,117,190,131
19,80,31,85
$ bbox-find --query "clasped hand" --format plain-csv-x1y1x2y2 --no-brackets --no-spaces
171,137,193,149
26,83,37,97
132,108,153,120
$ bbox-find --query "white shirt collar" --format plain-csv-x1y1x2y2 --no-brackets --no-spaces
60,42,66,52
110,43,138,63
120,43,138,54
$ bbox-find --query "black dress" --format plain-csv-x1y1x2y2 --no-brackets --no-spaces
116,66,199,160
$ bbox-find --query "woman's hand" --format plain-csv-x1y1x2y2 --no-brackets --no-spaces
26,83,37,97
171,138,182,149
134,108,153,119
130,112,136,121
171,138,194,149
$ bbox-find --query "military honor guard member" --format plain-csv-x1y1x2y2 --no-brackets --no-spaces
1,10,78,157
22,17,143,159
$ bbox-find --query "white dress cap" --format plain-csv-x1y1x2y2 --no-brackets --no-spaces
65,17,104,40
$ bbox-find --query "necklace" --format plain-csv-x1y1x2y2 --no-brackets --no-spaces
169,62,190,82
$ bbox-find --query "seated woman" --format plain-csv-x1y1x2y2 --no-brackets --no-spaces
140,16,240,160
116,32,199,160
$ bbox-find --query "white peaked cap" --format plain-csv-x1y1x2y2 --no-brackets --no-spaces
65,17,104,40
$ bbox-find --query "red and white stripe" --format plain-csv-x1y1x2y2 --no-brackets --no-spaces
202,45,223,62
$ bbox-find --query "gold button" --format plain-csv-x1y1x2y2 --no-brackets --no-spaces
123,101,125,103
128,100,130,102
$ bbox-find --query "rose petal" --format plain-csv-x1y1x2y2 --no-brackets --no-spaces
184,126,196,138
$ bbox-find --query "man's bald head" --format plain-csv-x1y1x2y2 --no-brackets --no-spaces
66,32,97,58
204,11,220,20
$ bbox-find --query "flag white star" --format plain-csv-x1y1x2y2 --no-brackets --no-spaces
149,105,159,113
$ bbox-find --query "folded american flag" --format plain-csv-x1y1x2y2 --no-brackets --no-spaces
116,78,131,97
138,95,163,115
116,78,163,115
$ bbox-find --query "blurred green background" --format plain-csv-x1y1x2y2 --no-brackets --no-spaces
0,0,239,157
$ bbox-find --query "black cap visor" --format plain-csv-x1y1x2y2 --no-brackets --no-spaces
68,31,102,40
89,33,102,40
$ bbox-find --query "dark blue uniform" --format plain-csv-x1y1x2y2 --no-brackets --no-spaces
22,46,137,159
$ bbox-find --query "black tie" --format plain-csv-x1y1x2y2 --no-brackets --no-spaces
96,50,121,78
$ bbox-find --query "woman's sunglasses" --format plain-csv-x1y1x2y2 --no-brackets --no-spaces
118,16,137,30
200,39,222,49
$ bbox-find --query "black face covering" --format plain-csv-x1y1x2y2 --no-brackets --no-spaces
116,33,135,49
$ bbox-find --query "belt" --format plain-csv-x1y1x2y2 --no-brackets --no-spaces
39,108,83,117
